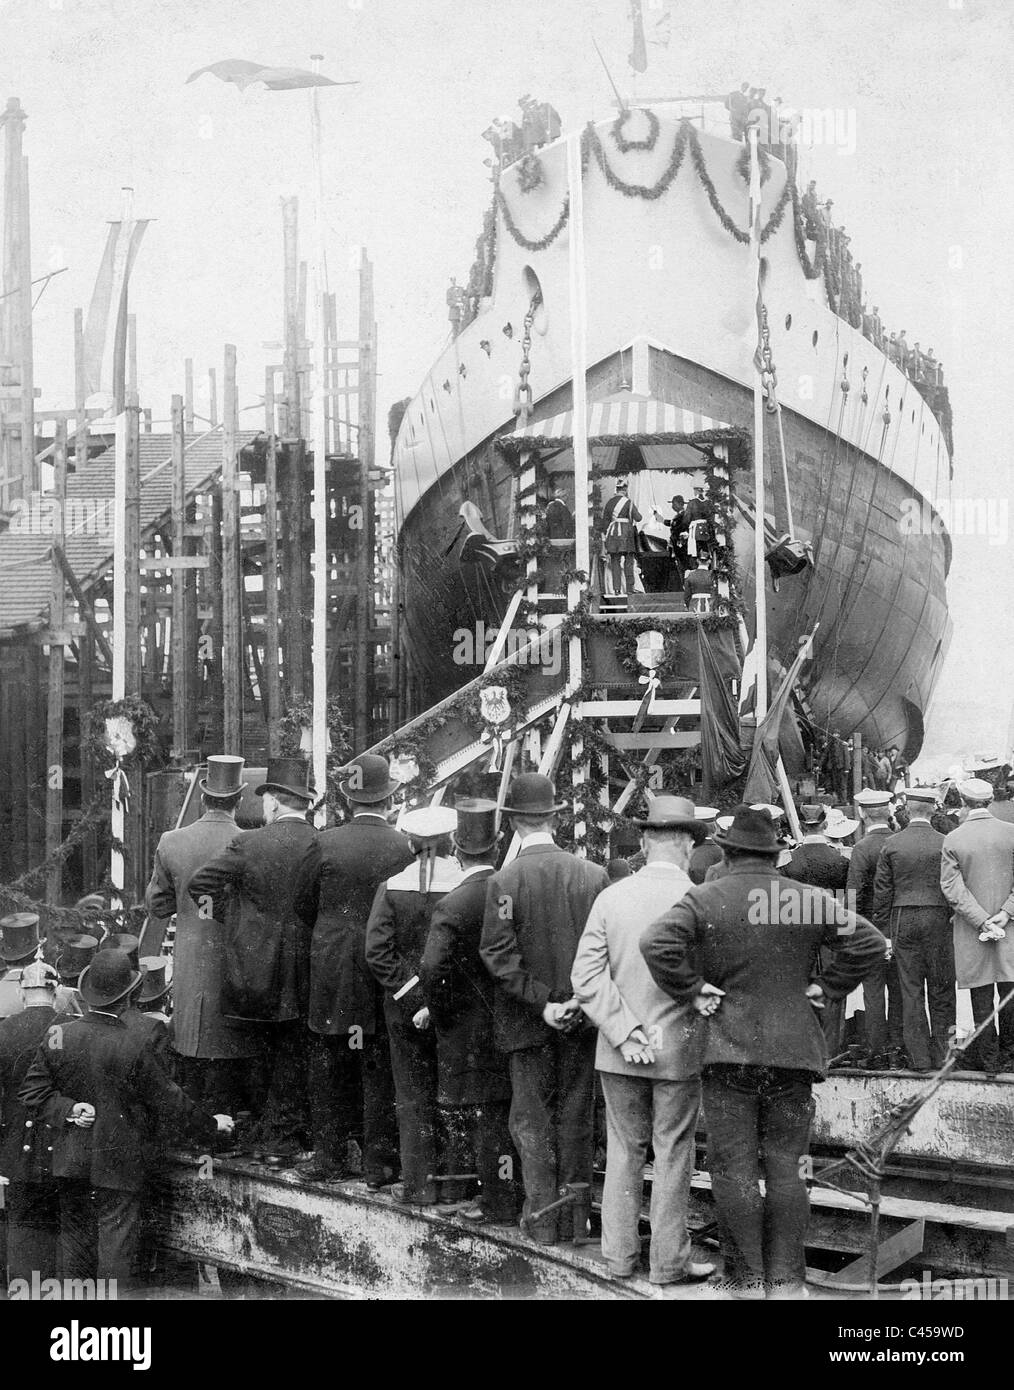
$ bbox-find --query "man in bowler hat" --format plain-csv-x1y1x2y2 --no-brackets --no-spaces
19,950,232,1292
146,755,261,1114
422,798,520,1224
641,807,885,1298
480,773,609,1243
189,756,320,1163
294,753,412,1185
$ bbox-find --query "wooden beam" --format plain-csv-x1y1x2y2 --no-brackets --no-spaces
45,420,67,904
124,396,142,693
170,395,189,758
52,545,114,667
127,313,138,396
264,367,281,755
221,344,241,753
73,307,87,471
78,622,97,887
354,248,375,748
823,1219,925,1290
208,366,218,428
184,358,195,432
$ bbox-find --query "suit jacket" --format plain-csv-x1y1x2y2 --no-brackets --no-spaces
640,858,887,1078
990,802,1014,825
421,866,510,1106
0,1005,58,1182
571,862,704,1081
846,826,895,922
783,839,849,892
294,814,414,1036
189,817,320,1023
365,856,462,1022
872,820,949,933
145,809,260,1058
941,810,1014,988
480,842,609,1052
18,1012,216,1191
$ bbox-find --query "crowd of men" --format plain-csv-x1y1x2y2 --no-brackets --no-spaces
3,749,1014,1299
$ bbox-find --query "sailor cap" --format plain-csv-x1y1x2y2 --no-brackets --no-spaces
959,778,994,803
398,805,459,841
854,788,892,807
905,786,939,804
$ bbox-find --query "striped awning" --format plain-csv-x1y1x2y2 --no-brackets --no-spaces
500,397,746,449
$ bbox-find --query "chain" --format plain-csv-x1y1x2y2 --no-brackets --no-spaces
758,302,778,413
513,289,543,426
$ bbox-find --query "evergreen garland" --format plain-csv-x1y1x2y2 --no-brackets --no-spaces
610,107,662,153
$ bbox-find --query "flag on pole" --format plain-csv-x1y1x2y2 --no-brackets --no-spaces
83,219,149,408
186,60,358,91
628,0,648,72
742,628,817,803
698,626,748,796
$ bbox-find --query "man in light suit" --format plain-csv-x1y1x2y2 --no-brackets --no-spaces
146,755,261,1113
571,796,714,1288
940,778,1014,1074
480,774,609,1244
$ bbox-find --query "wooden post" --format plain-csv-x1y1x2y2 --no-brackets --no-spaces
281,197,305,700
354,250,375,750
74,307,87,472
853,731,863,798
124,395,141,693
127,312,138,397
78,623,97,888
749,125,768,721
222,345,242,753
208,367,218,428
45,420,67,904
184,358,195,431
111,411,128,904
264,368,281,755
170,394,189,758
18,151,35,494
27,644,45,872
566,131,589,703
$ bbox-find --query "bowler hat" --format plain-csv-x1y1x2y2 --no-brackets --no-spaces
715,807,780,855
200,754,247,799
799,804,827,826
138,956,172,1005
99,933,140,971
632,795,708,843
0,913,40,963
255,756,315,803
453,798,499,855
79,949,142,1008
56,933,99,982
500,772,566,815
339,753,400,805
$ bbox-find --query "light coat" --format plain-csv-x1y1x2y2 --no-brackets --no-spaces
940,810,1014,987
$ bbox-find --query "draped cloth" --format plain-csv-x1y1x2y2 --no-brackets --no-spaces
742,633,815,805
698,627,748,798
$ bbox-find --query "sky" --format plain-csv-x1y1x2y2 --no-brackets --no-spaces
3,0,1012,772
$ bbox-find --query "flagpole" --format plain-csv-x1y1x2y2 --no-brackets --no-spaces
309,55,329,824
110,410,127,907
749,122,768,721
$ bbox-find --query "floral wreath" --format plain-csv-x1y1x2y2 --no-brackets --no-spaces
610,107,661,153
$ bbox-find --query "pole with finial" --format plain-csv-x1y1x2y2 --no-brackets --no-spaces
309,53,330,824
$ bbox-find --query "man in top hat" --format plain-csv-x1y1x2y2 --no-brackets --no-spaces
783,806,848,891
0,914,41,1019
98,933,140,971
293,752,412,1185
135,957,172,1024
847,789,902,1067
873,786,955,1072
641,807,885,1299
147,754,262,1118
421,799,520,1225
480,773,609,1244
0,959,62,1288
682,481,715,558
600,477,642,597
19,950,232,1291
365,805,462,1205
53,934,99,1020
571,797,714,1288
940,778,1014,1074
189,755,320,1163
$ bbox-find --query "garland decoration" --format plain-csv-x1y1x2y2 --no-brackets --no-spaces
87,696,161,771
610,106,661,153
735,142,770,186
278,695,353,812
495,185,570,253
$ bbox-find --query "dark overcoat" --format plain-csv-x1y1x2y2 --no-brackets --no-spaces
0,1005,58,1181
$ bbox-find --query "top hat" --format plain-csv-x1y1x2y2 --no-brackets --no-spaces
0,913,40,963
79,949,143,1009
959,778,994,803
799,804,828,827
715,807,780,856
56,933,99,982
632,795,708,843
99,933,140,971
138,956,172,1004
255,756,315,803
339,753,400,805
500,772,566,815
200,754,247,799
453,798,499,855
905,786,939,805
854,788,892,808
